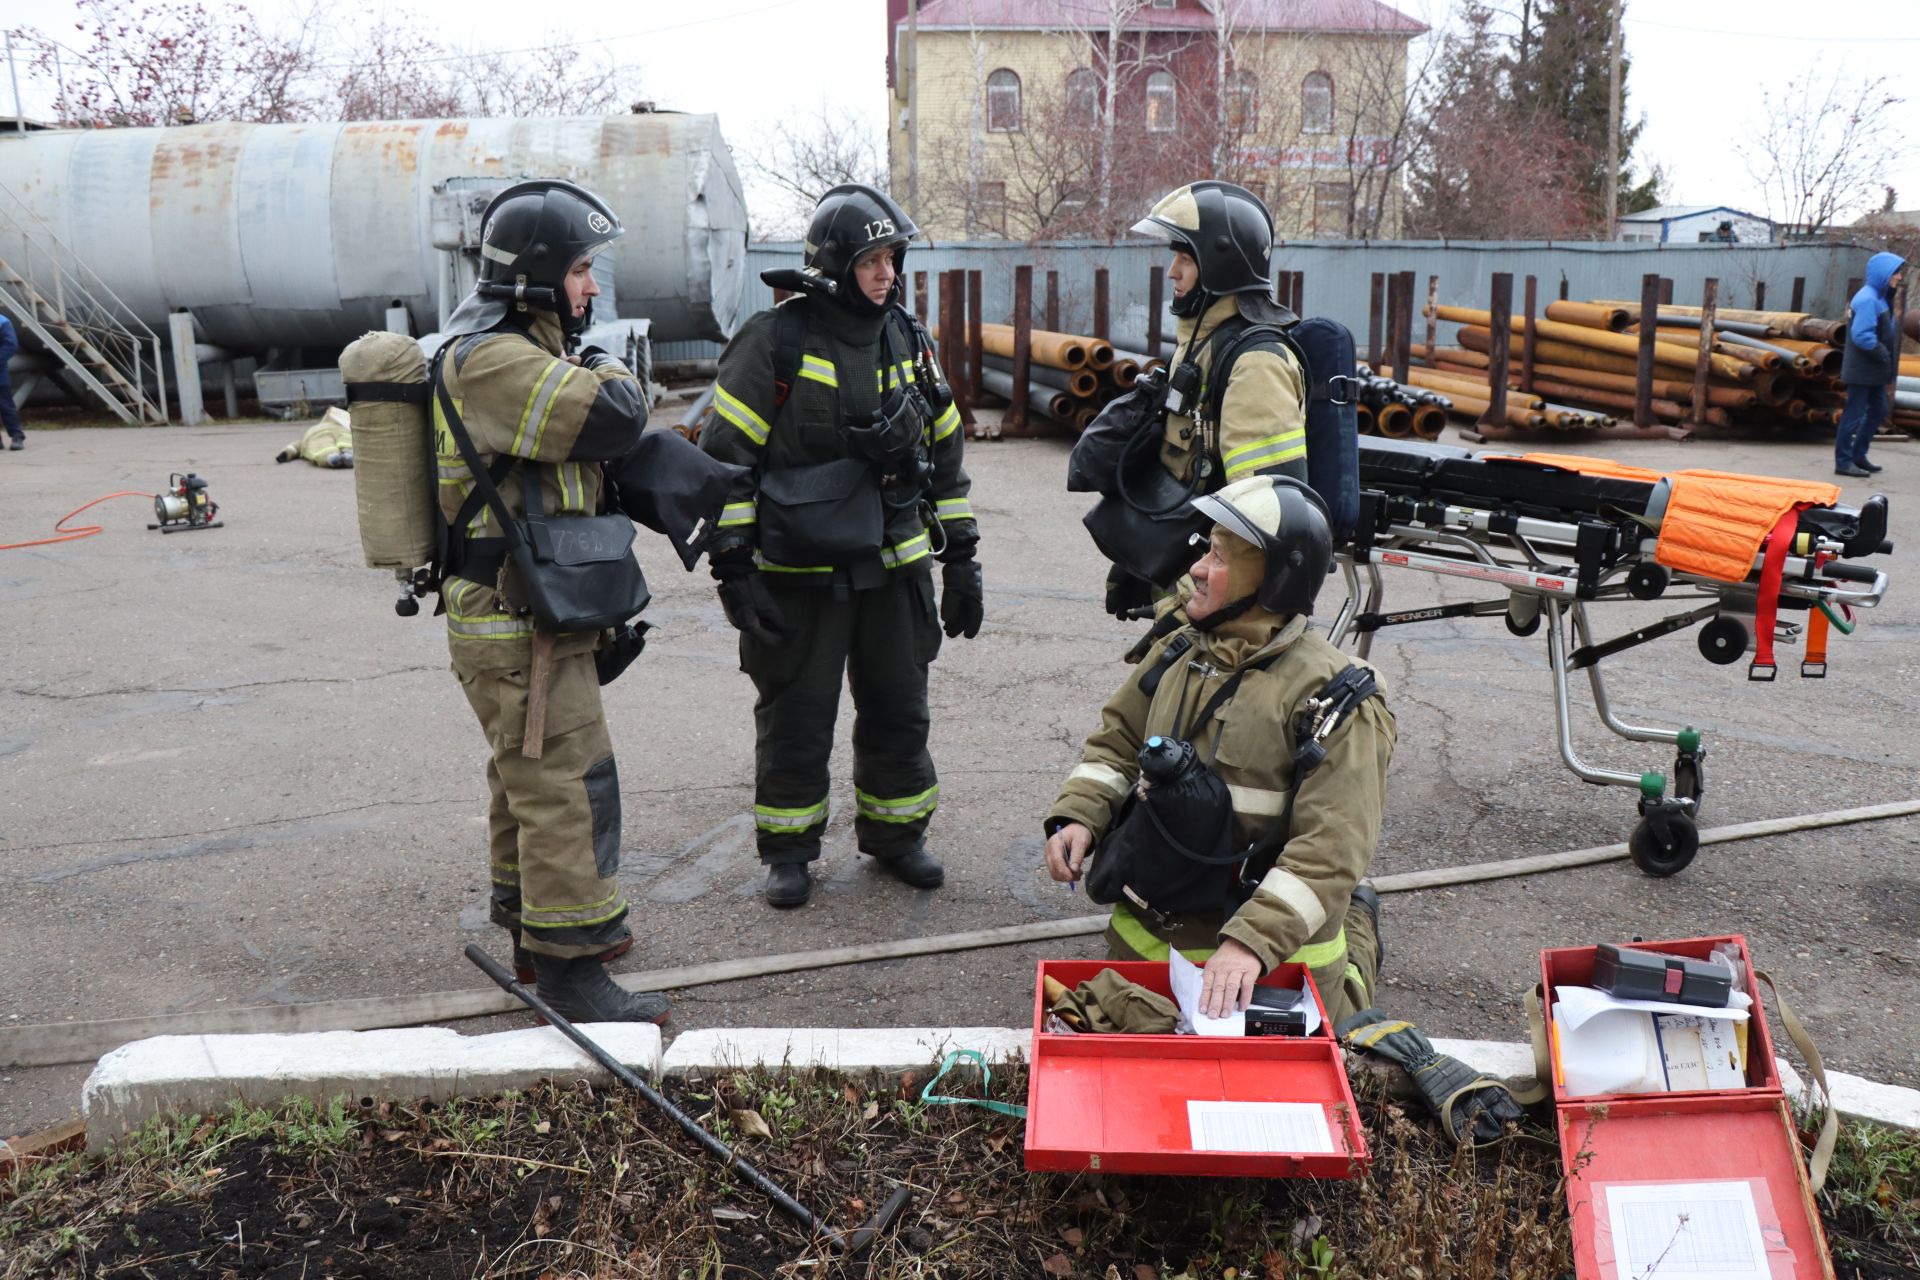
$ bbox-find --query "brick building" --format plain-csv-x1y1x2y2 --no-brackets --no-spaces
885,0,1426,241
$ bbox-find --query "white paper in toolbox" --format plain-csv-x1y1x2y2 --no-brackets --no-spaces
1552,985,1750,1098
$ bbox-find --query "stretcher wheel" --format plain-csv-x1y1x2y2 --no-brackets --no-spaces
1629,813,1699,877
1505,608,1541,637
1626,563,1670,600
1697,615,1749,665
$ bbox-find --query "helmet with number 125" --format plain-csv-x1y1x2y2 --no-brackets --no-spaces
802,183,921,314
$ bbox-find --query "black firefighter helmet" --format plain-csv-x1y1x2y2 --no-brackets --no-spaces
1132,181,1274,316
470,179,624,338
798,183,919,313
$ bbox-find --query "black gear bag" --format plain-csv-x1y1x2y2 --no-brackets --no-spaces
433,350,651,633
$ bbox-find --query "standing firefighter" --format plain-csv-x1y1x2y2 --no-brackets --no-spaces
699,184,982,908
1105,181,1308,618
434,180,666,1024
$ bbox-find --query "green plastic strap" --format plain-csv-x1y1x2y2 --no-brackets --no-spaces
1817,601,1856,635
918,1048,1027,1119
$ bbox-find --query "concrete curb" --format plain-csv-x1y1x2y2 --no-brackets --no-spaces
79,1024,1919,1153
660,1027,1029,1076
81,1024,662,1152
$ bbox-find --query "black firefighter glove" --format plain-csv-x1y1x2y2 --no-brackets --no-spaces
1336,1009,1527,1146
939,548,984,639
711,547,787,647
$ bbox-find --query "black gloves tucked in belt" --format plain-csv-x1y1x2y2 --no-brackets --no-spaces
710,547,786,647
939,548,984,640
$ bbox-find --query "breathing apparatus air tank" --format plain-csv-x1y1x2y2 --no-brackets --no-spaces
340,330,436,613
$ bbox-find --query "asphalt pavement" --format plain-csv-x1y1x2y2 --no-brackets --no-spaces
2,417,1915,1137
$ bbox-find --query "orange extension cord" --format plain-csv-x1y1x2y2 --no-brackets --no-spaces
0,491,156,551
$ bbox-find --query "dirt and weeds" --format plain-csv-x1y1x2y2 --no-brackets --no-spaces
2,1063,1915,1279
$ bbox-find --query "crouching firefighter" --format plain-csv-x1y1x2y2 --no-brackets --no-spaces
1043,474,1394,1027
428,179,738,1025
699,183,982,908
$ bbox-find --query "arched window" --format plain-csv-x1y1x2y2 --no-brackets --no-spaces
1146,71,1177,132
1227,69,1258,134
987,68,1022,133
1066,67,1100,130
1301,71,1333,134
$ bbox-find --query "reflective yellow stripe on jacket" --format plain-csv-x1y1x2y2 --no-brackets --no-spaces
1108,900,1348,970
756,530,931,574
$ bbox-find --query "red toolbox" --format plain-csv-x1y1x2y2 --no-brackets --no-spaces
1022,959,1368,1178
1542,934,1833,1280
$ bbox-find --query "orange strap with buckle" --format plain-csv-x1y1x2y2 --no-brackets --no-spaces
1749,507,1804,681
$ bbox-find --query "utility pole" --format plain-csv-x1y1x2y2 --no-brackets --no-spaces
908,0,920,214
1605,0,1623,239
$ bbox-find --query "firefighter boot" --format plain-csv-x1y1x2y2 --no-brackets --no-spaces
875,845,944,889
510,928,633,986
530,952,670,1025
765,862,812,908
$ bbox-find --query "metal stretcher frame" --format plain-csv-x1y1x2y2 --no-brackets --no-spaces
1322,441,1892,876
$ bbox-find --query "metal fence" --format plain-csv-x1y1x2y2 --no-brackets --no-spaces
653,238,1876,364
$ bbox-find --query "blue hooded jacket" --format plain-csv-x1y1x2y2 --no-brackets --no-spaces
1841,251,1905,386
0,314,18,373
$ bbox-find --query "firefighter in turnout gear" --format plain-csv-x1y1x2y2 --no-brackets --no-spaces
1044,474,1394,1026
1106,181,1309,618
700,184,981,908
435,179,667,1024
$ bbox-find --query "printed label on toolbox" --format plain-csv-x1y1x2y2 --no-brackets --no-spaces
1186,1101,1334,1154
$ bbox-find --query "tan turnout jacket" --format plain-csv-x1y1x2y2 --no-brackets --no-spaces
1158,295,1308,487
433,311,648,669
1049,610,1395,1008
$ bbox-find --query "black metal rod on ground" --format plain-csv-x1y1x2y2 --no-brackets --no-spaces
1093,267,1109,341
1291,271,1304,312
463,945,907,1256
1790,277,1805,312
1753,281,1766,311
1045,270,1060,332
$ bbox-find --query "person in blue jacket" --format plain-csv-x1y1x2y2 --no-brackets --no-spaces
0,311,24,449
1835,251,1905,478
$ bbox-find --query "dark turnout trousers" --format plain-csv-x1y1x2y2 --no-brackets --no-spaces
743,566,943,864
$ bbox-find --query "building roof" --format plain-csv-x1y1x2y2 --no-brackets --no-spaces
1620,204,1769,224
910,0,1427,36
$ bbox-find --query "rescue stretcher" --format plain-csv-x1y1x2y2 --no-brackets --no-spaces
1324,438,1893,876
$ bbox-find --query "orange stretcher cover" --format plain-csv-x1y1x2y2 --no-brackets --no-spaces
1506,453,1841,584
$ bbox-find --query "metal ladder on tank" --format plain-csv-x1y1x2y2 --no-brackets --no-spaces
0,180,168,425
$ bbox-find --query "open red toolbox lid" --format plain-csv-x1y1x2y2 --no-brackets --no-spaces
1543,935,1833,1280
1022,959,1368,1179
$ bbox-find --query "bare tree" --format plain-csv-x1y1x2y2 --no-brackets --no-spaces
457,45,638,119
1098,0,1157,226
742,102,889,239
13,0,321,126
1739,63,1905,237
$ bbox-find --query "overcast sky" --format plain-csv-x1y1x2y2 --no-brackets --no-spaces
5,0,1917,229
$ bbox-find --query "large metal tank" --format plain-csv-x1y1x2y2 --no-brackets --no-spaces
0,113,749,348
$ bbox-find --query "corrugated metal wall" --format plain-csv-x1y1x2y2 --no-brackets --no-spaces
654,238,1872,364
